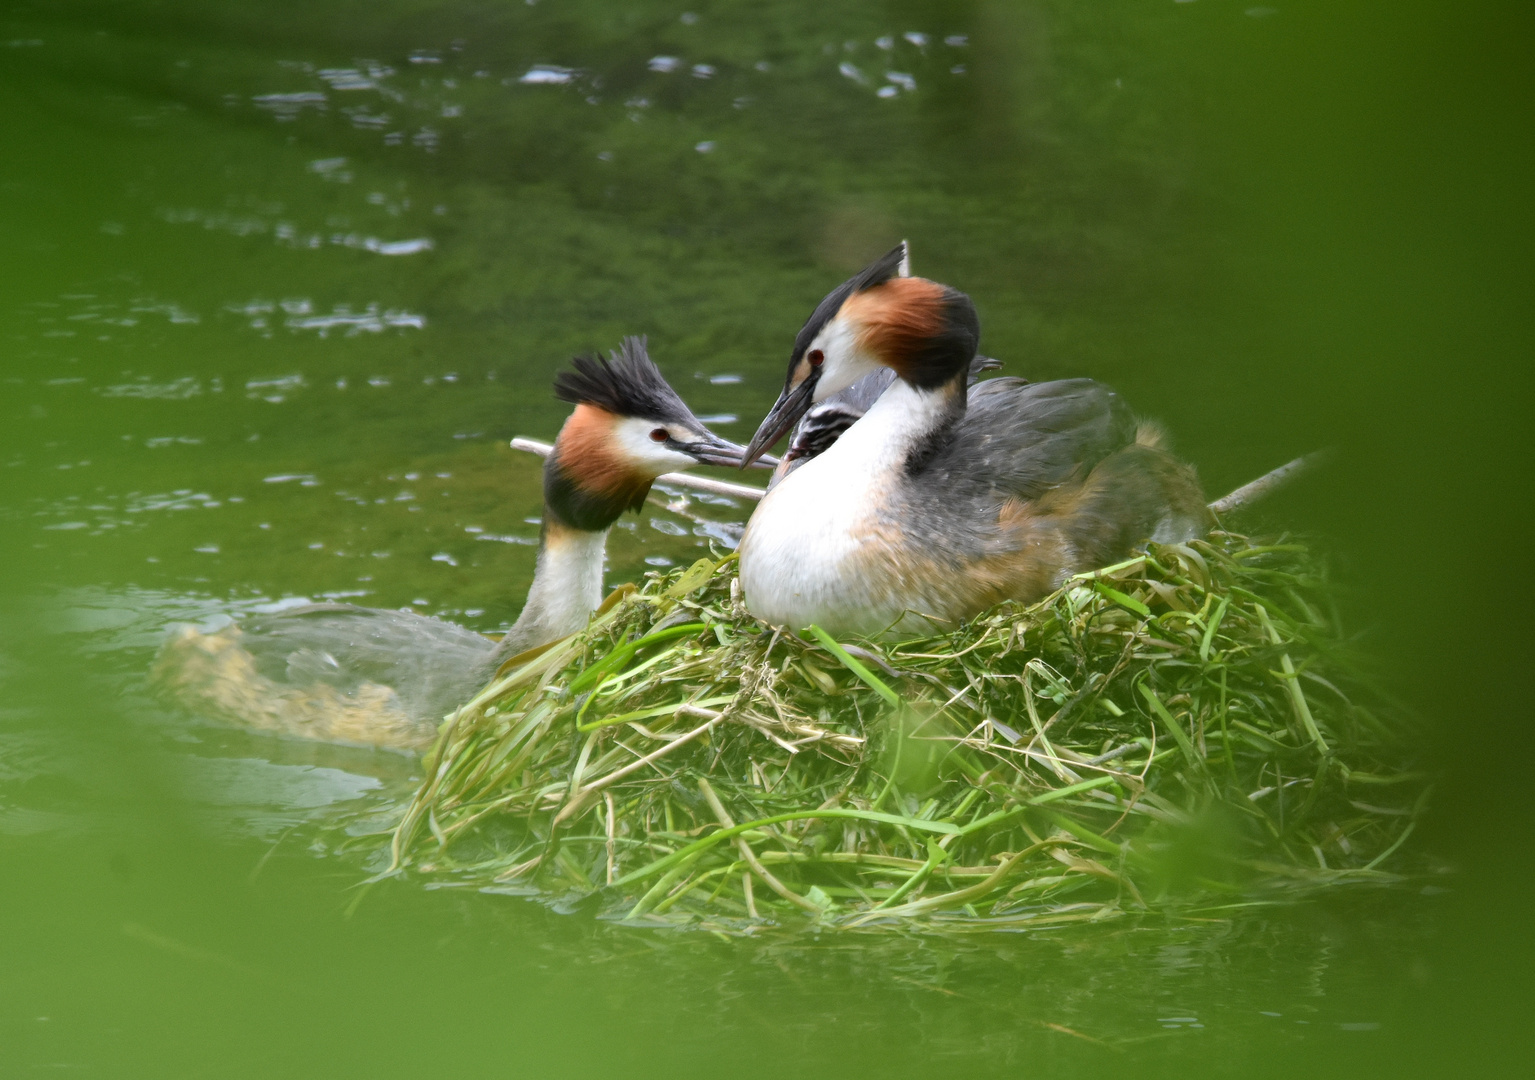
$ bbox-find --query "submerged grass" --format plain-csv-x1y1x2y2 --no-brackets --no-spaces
385,534,1426,931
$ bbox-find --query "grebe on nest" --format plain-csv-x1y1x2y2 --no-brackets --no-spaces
156,337,759,751
768,353,1002,490
737,243,1212,636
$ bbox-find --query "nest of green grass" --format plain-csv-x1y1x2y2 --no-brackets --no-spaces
385,534,1426,931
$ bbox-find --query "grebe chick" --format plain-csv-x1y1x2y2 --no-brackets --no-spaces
737,243,1212,636
156,337,755,751
768,354,1002,490
769,248,1002,489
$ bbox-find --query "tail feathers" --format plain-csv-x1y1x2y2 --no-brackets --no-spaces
1134,420,1167,449
1053,442,1213,571
151,624,435,752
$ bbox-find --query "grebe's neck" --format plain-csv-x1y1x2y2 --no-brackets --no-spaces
830,371,967,474
487,520,607,667
737,370,968,635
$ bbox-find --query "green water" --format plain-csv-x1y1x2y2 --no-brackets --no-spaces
1,1,1529,1075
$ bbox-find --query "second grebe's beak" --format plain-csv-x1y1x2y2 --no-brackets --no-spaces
741,370,818,468
672,428,777,470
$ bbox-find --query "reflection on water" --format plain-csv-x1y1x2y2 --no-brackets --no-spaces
176,756,384,838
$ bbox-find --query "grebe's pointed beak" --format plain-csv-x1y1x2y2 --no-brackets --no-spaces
673,429,778,469
742,373,818,469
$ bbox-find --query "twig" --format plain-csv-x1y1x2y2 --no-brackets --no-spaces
511,437,770,502
604,791,618,885
742,872,758,918
698,778,822,915
1208,452,1328,515
551,707,723,824
515,434,1322,513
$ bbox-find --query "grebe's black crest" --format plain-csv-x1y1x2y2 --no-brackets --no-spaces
789,241,909,367
554,335,700,425
544,335,756,532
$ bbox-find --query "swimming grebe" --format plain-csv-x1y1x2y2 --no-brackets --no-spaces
737,243,1212,636
489,336,754,662
156,337,757,750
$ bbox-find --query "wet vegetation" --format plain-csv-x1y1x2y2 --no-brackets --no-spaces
384,533,1424,930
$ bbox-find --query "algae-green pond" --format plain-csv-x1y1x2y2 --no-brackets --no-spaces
1,1,1530,1075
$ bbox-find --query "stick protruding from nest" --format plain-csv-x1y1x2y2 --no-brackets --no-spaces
511,436,1329,514
1208,451,1329,516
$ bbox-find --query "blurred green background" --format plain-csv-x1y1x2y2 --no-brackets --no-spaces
0,1,1529,1075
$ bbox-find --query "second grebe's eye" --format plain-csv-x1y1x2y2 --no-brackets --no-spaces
649,428,668,443
808,349,824,367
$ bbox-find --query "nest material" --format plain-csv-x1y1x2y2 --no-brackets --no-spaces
386,534,1424,930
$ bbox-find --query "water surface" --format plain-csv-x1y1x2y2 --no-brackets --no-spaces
1,1,1530,1075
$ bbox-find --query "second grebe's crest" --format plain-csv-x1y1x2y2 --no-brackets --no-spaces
743,243,980,465
545,337,749,530
555,335,699,427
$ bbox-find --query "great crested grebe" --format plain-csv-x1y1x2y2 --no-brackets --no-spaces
768,354,1002,490
156,337,757,750
489,336,756,662
737,243,1212,636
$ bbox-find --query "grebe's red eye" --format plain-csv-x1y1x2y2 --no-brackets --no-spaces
808,349,824,367
649,428,668,443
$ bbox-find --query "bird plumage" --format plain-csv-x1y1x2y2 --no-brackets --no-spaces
770,355,1003,489
156,337,751,751
739,244,1211,636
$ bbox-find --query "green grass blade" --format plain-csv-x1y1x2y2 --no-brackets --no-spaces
807,624,901,707
612,808,961,888
1094,582,1151,618
569,623,706,693
1139,683,1200,767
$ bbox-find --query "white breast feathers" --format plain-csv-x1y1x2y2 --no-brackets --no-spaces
738,381,951,634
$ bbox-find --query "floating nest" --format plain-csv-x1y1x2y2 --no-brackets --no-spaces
385,534,1425,931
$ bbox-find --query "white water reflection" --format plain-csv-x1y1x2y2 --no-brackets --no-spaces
98,376,204,400
284,304,426,336
251,90,327,119
308,156,352,181
519,65,575,85
245,374,305,401
160,205,433,256
318,66,388,91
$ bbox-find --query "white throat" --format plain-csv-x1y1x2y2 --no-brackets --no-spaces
738,378,957,633
497,526,608,659
821,377,954,463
